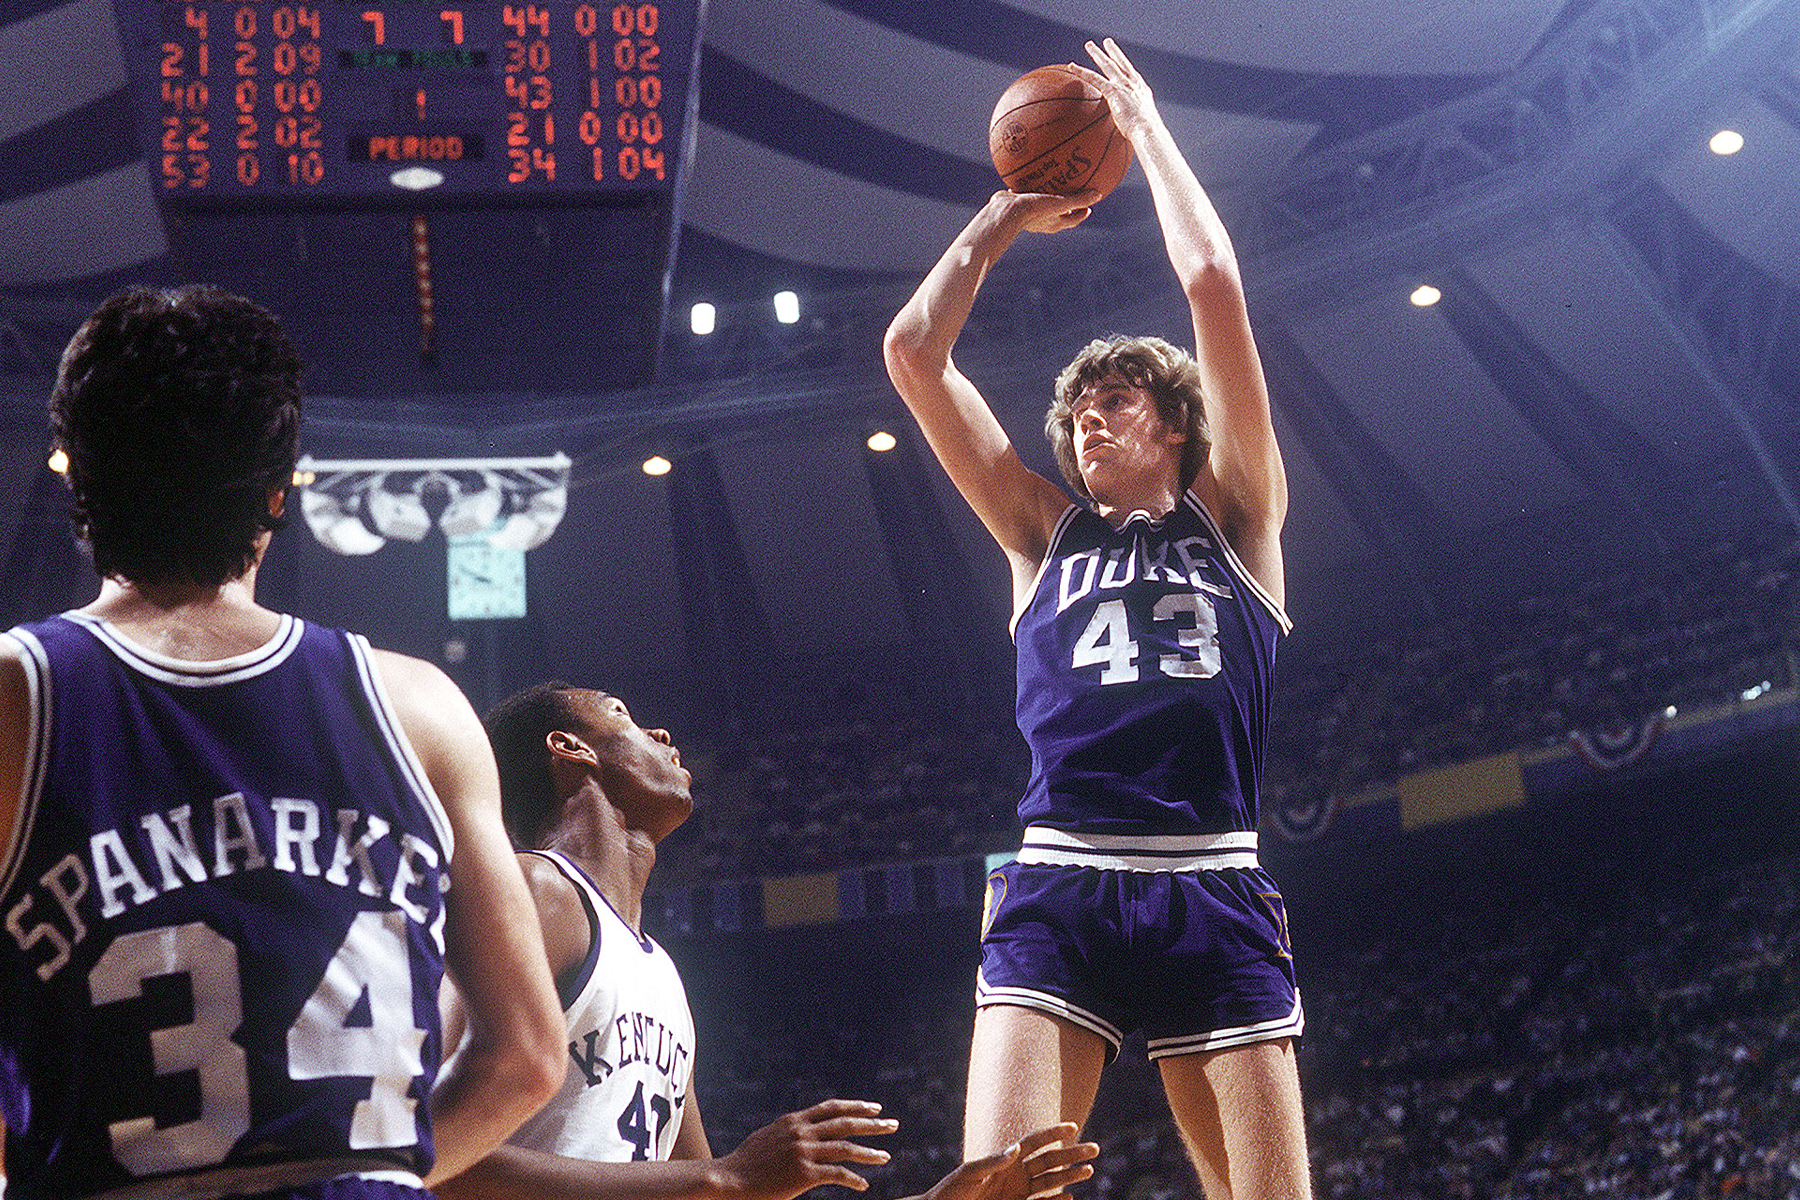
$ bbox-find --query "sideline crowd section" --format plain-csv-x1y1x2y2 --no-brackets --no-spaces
628,524,1800,1198
655,526,1799,884
664,771,1800,1200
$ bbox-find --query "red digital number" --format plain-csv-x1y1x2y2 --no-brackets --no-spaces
287,150,324,184
610,3,656,36
503,4,548,35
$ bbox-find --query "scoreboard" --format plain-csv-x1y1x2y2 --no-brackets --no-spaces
113,0,700,201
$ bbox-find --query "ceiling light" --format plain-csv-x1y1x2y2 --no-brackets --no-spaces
299,489,386,555
643,455,672,476
773,290,800,324
690,302,716,336
295,454,570,556
1709,129,1744,156
1410,284,1442,307
366,475,433,541
437,472,505,538
866,430,897,452
489,478,568,551
390,166,445,190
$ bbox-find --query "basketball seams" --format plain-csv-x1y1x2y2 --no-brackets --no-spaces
997,110,1116,190
989,64,1132,199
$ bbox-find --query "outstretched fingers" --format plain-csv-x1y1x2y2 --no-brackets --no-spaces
798,1099,897,1168
935,1123,1099,1200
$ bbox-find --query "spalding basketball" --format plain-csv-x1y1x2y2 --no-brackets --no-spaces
989,65,1133,200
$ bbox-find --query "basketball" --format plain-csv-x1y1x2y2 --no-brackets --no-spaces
988,65,1133,200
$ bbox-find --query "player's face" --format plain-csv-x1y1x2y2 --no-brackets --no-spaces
574,691,694,839
1071,375,1185,500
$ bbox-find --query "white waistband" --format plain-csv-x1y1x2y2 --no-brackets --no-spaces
86,1160,423,1200
1016,826,1260,872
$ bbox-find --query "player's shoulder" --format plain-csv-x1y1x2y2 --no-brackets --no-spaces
364,645,492,785
517,851,595,978
367,646,476,727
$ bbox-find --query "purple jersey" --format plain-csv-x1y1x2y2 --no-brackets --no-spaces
0,613,455,1200
1012,492,1290,839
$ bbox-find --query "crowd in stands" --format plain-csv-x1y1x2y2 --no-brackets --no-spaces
657,526,1800,884
674,845,1800,1200
645,523,1800,1197
1265,525,1799,812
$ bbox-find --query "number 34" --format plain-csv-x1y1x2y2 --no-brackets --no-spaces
90,910,426,1176
1071,594,1221,684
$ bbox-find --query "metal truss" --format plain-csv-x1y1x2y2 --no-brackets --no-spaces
1602,183,1800,527
1237,0,1798,304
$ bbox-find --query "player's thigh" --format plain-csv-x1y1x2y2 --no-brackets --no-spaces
1157,1039,1310,1200
964,1003,1108,1158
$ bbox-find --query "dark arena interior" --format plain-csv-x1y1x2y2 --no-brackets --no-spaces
3,0,1799,1195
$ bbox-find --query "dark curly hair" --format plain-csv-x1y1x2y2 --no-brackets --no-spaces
49,285,302,587
1045,334,1211,499
485,681,591,849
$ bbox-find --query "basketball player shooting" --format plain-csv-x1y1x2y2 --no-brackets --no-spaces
437,682,1098,1200
884,39,1312,1200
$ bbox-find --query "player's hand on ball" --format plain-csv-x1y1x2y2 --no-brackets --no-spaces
990,188,1102,234
1066,38,1159,140
919,1124,1099,1200
717,1098,897,1200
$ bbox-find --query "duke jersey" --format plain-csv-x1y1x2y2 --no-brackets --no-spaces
0,613,455,1200
506,850,694,1163
1012,492,1290,839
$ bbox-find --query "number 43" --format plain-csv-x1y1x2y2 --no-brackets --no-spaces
1070,594,1221,684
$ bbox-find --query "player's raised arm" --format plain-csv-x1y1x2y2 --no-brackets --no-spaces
373,649,566,1185
1070,38,1289,602
883,191,1093,584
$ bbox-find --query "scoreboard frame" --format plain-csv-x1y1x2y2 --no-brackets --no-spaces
112,0,702,203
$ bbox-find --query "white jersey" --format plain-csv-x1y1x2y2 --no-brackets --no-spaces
508,850,696,1162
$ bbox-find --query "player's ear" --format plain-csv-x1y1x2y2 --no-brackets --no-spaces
546,729,598,767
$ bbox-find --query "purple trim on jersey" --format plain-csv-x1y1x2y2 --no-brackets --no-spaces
1010,494,1287,838
526,850,605,1010
0,614,454,1200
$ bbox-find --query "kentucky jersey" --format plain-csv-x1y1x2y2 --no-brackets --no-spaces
1012,492,1290,838
0,613,455,1200
506,850,694,1163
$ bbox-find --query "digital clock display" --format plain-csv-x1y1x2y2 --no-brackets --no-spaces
114,0,699,200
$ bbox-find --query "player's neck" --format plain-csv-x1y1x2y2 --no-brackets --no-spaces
1087,460,1183,527
83,571,281,661
548,808,656,935
1093,481,1182,527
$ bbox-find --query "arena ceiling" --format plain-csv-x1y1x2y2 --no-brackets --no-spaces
0,0,1797,727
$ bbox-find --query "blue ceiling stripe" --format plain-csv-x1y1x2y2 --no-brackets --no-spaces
699,48,995,206
820,0,1493,143
0,86,139,205
0,0,71,28
697,47,1146,225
